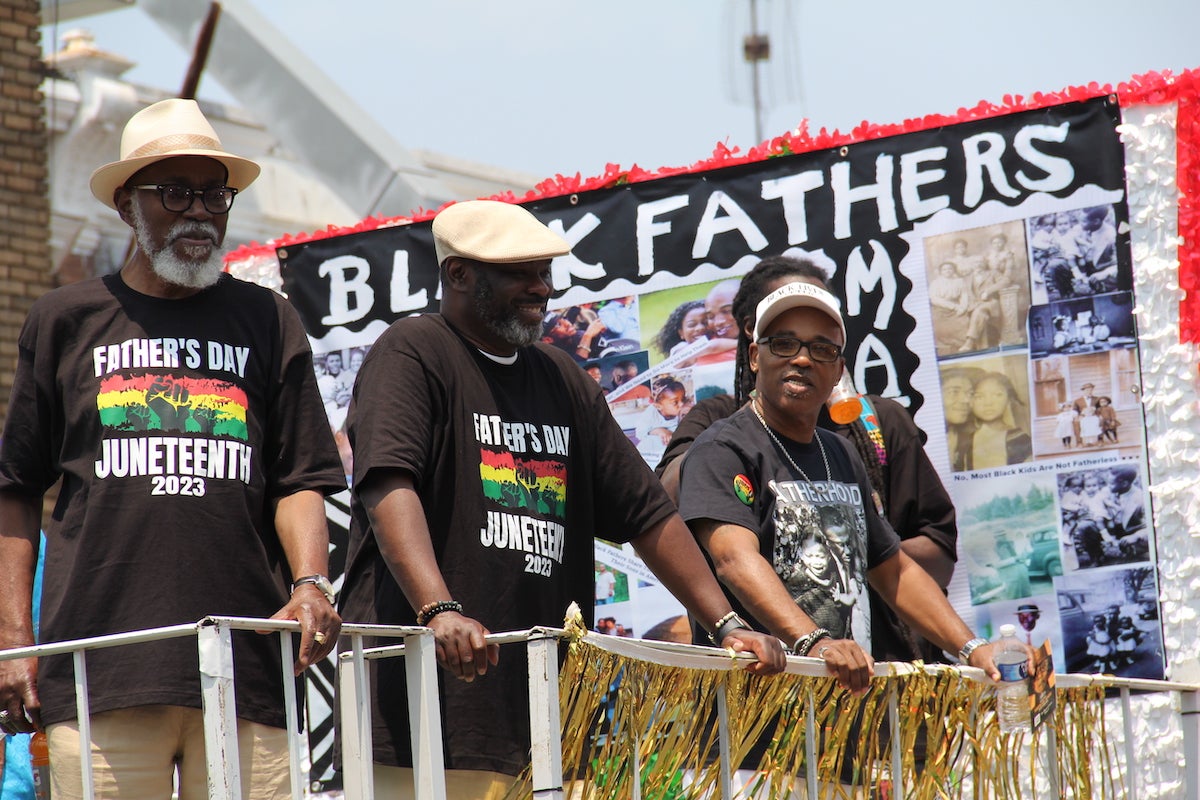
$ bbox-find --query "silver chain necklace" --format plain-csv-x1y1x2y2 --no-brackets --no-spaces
752,394,830,482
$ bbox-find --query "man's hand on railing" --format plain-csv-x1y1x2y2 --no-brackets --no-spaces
428,612,501,683
720,629,786,675
962,641,1012,683
269,584,341,676
0,651,40,734
810,638,875,695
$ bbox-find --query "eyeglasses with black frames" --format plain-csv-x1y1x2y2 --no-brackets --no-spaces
756,336,843,363
129,184,238,215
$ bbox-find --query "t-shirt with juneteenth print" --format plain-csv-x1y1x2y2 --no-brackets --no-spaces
0,272,344,728
340,314,673,775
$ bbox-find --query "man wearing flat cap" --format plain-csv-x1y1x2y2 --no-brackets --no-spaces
0,99,345,798
339,199,785,797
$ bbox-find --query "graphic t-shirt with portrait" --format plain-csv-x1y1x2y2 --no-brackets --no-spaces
678,407,901,650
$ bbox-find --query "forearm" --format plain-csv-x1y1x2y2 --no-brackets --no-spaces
630,515,742,637
0,492,41,647
273,489,332,580
360,471,451,611
711,550,820,644
870,551,975,656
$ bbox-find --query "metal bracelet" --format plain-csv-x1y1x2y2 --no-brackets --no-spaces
792,627,832,656
958,636,989,664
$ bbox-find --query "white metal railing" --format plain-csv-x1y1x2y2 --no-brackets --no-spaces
2,620,1198,799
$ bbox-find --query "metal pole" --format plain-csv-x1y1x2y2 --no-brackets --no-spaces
717,682,732,800
198,619,242,800
279,632,304,800
71,650,95,800
528,631,565,799
406,631,447,800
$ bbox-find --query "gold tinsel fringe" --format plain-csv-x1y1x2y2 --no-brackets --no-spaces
503,640,1122,799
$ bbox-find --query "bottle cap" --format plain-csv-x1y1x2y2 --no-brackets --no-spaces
999,623,1016,637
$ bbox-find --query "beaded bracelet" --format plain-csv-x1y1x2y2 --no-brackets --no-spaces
416,600,463,626
791,627,832,656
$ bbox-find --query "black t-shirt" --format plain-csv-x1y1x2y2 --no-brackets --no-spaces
340,313,674,774
679,407,901,649
0,273,345,727
661,393,957,660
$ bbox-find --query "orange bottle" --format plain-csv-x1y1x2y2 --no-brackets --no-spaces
827,367,862,424
30,731,51,800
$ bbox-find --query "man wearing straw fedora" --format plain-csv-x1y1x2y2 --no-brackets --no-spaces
0,99,346,799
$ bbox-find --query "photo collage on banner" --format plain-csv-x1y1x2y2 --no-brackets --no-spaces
544,284,741,639
278,95,1163,672
924,203,1163,680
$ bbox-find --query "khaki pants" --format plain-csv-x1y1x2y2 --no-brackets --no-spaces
47,705,290,800
373,765,588,799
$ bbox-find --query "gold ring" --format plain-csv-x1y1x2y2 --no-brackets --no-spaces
313,631,328,645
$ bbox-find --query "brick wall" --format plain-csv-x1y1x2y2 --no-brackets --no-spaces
0,0,50,424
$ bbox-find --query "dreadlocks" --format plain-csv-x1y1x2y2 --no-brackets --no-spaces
733,255,889,511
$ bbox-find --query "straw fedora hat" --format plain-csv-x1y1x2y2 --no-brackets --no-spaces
89,98,260,210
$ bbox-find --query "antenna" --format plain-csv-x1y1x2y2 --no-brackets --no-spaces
724,0,805,146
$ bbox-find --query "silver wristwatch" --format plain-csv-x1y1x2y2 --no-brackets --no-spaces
292,574,336,606
958,636,988,664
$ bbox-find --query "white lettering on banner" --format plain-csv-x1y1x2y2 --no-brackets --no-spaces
92,338,211,376
899,147,950,220
831,154,899,241
388,250,428,314
549,213,607,288
962,132,1021,207
773,479,863,506
94,436,252,484
851,336,901,399
843,241,897,327
635,194,690,276
761,170,825,246
320,254,375,325
692,190,769,259
479,510,566,564
1014,123,1074,191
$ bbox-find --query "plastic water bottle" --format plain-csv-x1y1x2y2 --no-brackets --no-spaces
827,367,863,424
30,731,51,800
994,624,1031,733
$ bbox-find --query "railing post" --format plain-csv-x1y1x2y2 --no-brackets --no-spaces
528,629,564,799
1183,689,1200,800
716,682,732,800
405,630,446,800
71,650,96,799
339,634,373,800
278,630,304,800
198,619,242,800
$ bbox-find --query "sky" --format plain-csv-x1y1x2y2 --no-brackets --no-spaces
43,0,1200,185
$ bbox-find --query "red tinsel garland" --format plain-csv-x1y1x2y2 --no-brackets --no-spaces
226,69,1200,339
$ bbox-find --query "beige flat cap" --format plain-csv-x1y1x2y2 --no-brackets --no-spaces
433,200,570,266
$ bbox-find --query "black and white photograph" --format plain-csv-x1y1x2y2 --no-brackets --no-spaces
1056,566,1163,679
1028,349,1143,461
924,220,1030,358
1028,292,1137,358
1027,204,1132,305
1056,464,1150,571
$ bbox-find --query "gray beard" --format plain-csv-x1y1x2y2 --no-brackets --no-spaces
473,273,543,349
131,204,225,290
